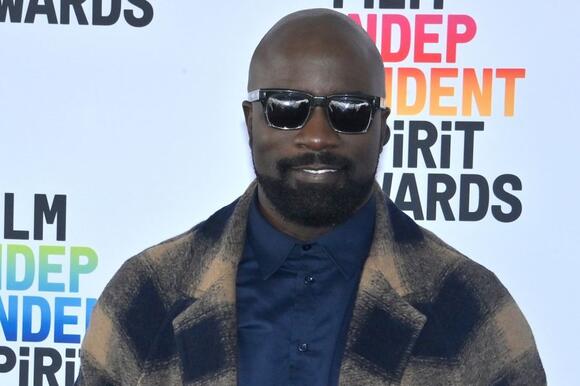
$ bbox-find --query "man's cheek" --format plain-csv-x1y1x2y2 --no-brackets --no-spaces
252,148,277,176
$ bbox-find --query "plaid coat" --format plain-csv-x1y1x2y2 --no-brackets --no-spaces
77,182,546,385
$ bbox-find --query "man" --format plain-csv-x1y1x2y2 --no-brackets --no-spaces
76,9,546,386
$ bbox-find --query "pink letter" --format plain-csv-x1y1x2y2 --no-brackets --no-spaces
381,14,411,62
414,14,443,63
446,15,477,63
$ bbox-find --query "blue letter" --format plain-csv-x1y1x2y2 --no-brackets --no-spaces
22,296,50,342
0,296,18,341
54,297,81,344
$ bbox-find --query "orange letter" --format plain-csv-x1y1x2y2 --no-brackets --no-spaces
462,68,493,116
496,68,526,116
430,68,459,116
397,68,427,115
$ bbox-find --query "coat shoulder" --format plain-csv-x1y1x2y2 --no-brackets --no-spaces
383,199,545,384
84,198,241,370
384,198,465,296
135,197,241,296
143,196,240,269
384,197,511,316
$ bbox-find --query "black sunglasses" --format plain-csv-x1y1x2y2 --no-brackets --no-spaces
247,89,389,134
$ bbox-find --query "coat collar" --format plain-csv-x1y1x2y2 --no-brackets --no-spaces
171,181,426,385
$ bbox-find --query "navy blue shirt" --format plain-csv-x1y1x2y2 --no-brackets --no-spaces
236,195,375,386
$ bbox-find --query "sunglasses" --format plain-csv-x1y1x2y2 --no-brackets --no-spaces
247,89,389,134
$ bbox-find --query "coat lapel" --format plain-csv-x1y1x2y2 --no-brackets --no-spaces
339,187,427,386
170,182,256,386
171,276,238,386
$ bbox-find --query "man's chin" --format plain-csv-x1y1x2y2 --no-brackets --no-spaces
256,174,374,228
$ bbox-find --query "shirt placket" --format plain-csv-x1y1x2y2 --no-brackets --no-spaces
288,243,320,386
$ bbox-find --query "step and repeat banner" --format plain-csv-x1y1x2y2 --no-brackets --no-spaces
1,1,578,385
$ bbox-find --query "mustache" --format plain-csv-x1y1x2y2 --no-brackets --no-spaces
276,152,353,173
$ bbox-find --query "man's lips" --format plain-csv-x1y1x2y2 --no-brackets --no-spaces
277,152,352,176
291,164,344,174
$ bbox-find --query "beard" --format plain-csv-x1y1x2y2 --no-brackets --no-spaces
254,151,377,227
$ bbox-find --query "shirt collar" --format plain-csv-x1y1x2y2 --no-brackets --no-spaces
246,193,376,280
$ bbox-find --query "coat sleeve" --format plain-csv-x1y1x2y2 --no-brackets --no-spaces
449,259,547,385
75,255,158,386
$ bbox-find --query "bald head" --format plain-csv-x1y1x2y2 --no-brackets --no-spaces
248,9,385,97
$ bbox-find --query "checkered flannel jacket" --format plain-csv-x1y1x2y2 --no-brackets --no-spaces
76,182,546,385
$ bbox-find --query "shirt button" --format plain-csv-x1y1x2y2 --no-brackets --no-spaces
304,275,315,285
297,343,309,352
302,244,312,251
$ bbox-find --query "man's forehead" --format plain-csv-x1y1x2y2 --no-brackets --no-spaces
248,9,385,96
252,51,382,96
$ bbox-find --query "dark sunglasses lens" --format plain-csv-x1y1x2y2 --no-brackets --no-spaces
328,98,372,133
266,92,310,129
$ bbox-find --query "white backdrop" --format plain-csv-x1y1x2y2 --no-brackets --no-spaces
1,1,579,385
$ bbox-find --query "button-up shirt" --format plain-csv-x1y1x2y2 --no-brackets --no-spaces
236,194,376,386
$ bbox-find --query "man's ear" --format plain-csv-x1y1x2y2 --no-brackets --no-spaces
379,107,391,152
242,101,253,145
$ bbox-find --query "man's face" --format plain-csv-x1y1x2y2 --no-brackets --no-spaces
244,46,388,227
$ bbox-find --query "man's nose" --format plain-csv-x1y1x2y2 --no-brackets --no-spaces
293,106,340,151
